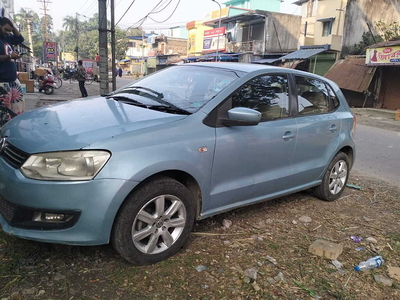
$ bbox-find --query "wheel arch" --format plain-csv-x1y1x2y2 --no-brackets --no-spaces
111,170,203,232
338,145,354,168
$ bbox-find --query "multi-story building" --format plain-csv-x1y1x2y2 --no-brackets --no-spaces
0,0,14,19
287,0,400,75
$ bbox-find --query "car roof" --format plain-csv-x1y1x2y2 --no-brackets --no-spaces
180,62,331,82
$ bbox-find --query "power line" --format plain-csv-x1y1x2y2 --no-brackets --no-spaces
116,0,136,26
152,0,173,14
148,0,181,23
125,0,176,31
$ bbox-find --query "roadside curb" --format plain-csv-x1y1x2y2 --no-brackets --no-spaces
351,108,396,120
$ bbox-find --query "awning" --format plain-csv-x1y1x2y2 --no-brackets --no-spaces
118,59,130,62
280,48,326,60
251,58,281,64
324,57,377,93
317,17,335,22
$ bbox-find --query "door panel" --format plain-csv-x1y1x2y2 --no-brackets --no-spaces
291,76,341,184
207,119,298,212
206,74,297,213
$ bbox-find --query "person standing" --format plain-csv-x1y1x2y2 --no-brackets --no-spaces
95,53,100,67
0,17,25,115
118,66,123,78
76,60,88,97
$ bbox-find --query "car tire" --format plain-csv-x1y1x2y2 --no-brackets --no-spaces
312,152,350,201
112,177,195,265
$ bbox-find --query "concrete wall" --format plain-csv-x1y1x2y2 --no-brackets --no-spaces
266,12,301,53
342,0,400,55
164,38,188,56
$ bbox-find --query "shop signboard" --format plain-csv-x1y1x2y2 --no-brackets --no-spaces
43,42,57,62
158,56,168,65
203,27,226,52
366,46,400,66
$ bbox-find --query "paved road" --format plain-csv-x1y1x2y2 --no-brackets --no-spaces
352,124,400,186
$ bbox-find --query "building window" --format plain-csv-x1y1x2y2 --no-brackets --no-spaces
322,21,331,36
128,41,136,47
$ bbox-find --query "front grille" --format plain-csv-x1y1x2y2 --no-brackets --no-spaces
0,141,29,168
0,195,16,223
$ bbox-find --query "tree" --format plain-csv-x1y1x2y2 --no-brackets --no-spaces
62,16,76,32
115,28,129,60
375,21,400,41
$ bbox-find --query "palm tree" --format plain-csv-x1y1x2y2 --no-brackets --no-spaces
62,16,76,32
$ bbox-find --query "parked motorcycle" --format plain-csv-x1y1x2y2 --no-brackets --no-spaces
36,71,55,95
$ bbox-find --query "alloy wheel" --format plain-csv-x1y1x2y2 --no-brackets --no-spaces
132,194,187,254
328,160,348,195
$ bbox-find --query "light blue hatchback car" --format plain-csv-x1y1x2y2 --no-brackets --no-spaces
0,63,356,264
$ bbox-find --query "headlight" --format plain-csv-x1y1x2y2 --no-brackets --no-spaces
21,150,111,181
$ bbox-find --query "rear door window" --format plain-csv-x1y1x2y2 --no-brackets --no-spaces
295,76,331,115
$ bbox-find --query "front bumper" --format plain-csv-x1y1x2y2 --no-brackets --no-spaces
0,159,138,245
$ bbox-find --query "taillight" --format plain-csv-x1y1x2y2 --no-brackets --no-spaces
351,115,356,137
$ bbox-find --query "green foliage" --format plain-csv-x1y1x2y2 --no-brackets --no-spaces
347,20,400,55
15,8,134,62
375,21,400,41
348,31,383,55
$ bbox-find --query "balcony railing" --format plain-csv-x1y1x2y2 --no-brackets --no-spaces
226,40,265,55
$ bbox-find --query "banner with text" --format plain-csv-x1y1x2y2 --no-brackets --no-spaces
44,42,57,62
366,46,400,66
203,27,226,52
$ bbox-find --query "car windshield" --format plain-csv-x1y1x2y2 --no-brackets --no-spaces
111,65,245,113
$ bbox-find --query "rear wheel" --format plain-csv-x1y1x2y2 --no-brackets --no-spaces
312,152,350,201
44,85,54,95
112,177,195,265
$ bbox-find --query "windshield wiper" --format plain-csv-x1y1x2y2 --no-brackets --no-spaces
148,105,191,115
113,86,190,114
106,95,146,108
118,86,164,99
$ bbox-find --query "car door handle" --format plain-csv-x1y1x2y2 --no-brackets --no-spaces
282,131,296,140
330,124,338,132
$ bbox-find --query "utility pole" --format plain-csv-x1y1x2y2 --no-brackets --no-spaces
99,0,109,94
26,18,34,57
75,13,79,61
111,0,116,91
38,0,51,42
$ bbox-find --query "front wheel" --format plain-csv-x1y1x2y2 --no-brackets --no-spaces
112,177,195,265
54,77,62,89
312,152,350,201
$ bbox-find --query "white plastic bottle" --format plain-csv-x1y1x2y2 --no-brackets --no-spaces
354,256,384,271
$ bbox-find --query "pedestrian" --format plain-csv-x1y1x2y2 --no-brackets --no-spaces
0,17,25,115
115,68,118,77
95,53,100,67
118,66,123,78
76,60,88,97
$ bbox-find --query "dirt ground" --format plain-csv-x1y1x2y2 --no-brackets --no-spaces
1,171,399,300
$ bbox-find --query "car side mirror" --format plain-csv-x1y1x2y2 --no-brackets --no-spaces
220,107,261,126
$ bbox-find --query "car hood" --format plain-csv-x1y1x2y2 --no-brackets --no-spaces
2,96,188,153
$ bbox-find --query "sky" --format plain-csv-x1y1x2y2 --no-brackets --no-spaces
14,0,301,32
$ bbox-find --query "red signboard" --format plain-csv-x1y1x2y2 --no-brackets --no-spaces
204,27,226,37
